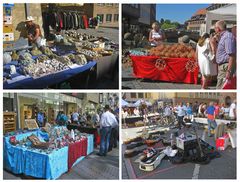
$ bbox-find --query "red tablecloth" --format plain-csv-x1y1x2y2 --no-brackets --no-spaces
94,130,101,146
131,55,199,84
68,137,88,170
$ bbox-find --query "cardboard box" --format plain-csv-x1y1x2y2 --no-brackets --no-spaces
3,16,13,24
3,33,14,41
3,42,14,49
3,25,14,33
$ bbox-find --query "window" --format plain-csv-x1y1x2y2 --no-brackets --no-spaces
97,14,104,23
114,14,118,22
106,14,112,22
106,3,113,6
115,4,119,7
138,93,144,98
97,3,104,6
130,93,136,98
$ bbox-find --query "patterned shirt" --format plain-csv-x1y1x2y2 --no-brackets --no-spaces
216,31,236,64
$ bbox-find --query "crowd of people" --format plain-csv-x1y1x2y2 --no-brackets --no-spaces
196,20,236,89
122,99,236,136
36,105,119,157
148,20,236,89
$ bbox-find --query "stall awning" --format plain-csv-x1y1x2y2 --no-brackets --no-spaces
205,4,236,33
121,99,129,107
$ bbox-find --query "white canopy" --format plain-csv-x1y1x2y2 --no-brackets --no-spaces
133,99,152,107
205,4,236,33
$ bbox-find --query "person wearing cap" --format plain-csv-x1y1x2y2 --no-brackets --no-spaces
149,22,166,46
97,105,118,156
214,20,236,89
196,32,217,89
25,16,43,48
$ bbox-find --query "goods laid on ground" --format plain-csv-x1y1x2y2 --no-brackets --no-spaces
123,123,222,172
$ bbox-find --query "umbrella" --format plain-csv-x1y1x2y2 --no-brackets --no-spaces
134,99,152,107
121,99,129,107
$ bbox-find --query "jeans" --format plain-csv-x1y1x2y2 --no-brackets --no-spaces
99,126,112,155
177,116,186,129
207,119,217,136
109,127,118,151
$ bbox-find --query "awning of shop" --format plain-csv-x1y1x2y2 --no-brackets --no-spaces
205,4,236,33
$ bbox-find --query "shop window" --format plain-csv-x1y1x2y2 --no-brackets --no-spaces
114,14,119,22
130,93,136,98
138,93,144,98
97,14,104,23
106,14,112,22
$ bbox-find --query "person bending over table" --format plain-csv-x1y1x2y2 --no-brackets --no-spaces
149,22,166,47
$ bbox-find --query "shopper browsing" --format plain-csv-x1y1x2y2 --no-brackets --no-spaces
206,102,217,137
215,20,236,89
176,103,187,129
196,32,217,89
229,100,236,120
71,111,79,124
97,105,118,156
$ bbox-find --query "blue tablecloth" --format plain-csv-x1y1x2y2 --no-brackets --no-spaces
3,129,94,179
3,61,96,89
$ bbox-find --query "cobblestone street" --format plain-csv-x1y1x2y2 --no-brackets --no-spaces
122,66,216,90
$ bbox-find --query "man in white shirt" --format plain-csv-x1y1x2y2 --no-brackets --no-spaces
71,111,79,124
229,100,236,120
97,105,118,156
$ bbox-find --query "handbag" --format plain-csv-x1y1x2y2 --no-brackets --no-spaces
222,75,236,89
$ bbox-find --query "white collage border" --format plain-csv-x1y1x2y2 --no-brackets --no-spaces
0,0,239,181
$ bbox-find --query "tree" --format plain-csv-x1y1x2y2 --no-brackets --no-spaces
164,19,171,24
160,18,164,25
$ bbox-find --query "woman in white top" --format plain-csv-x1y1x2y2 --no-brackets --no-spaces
196,32,217,89
149,22,166,46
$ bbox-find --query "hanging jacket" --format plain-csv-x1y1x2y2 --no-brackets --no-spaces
67,13,71,30
83,15,89,29
62,12,67,30
74,13,78,29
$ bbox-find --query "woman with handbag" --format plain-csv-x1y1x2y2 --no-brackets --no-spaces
196,32,217,89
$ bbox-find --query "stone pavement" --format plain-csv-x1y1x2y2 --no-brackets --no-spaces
3,147,119,180
122,66,216,90
76,27,119,44
122,125,236,179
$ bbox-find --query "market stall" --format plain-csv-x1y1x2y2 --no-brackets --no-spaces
129,44,199,84
3,5,119,89
67,124,100,146
205,4,236,33
3,126,94,179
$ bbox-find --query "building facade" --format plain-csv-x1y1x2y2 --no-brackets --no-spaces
93,3,119,28
3,93,119,130
187,8,207,34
